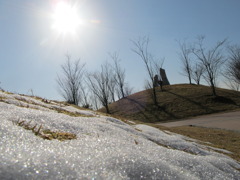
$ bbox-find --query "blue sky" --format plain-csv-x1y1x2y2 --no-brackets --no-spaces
0,0,240,100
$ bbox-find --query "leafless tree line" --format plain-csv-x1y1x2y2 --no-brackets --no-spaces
57,36,163,112
57,36,169,111
57,36,240,113
57,53,133,113
179,36,240,96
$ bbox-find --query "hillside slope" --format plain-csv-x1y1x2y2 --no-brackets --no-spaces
1,90,240,179
100,84,240,123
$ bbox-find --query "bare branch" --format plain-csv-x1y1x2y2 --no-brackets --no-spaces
224,45,240,91
178,40,193,84
131,36,164,105
86,62,112,113
192,37,227,96
192,63,205,85
56,55,85,105
109,52,126,99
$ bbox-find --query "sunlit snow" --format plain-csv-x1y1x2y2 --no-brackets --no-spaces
0,91,239,179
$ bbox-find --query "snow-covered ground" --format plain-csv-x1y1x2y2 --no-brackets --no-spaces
0,91,239,179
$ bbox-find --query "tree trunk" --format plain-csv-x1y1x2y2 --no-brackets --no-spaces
197,80,200,85
188,76,192,84
153,87,158,106
105,104,110,114
210,80,217,96
121,88,125,98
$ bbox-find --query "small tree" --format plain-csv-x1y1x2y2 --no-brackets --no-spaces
132,36,163,105
79,83,90,108
87,62,112,113
89,93,101,110
124,83,134,97
192,63,205,85
192,36,227,96
57,55,85,105
178,41,193,84
224,45,240,91
108,75,117,102
109,52,126,99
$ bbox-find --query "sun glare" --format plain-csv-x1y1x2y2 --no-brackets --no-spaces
52,1,81,35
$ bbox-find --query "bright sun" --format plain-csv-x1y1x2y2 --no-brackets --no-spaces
52,1,81,35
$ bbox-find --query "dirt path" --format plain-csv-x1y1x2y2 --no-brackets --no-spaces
158,111,240,131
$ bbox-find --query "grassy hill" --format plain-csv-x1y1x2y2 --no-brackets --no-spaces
99,84,240,123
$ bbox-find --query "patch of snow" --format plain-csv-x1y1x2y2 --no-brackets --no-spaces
208,146,233,154
102,116,127,126
0,91,96,116
128,120,137,125
0,93,240,179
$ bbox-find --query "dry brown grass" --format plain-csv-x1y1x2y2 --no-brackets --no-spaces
53,107,93,117
13,119,77,141
100,84,240,123
0,97,6,101
151,124,240,162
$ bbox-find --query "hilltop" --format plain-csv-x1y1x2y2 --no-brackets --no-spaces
99,84,240,123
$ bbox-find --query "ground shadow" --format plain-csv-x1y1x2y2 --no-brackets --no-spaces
211,96,238,105
165,90,215,113
124,97,178,122
123,97,151,121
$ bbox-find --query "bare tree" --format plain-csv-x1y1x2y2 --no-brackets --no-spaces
89,93,101,110
192,63,205,85
87,62,112,113
192,36,227,96
108,75,117,102
79,83,90,108
57,55,85,105
224,45,240,91
224,79,240,91
109,52,126,99
124,83,134,97
178,41,193,84
132,36,163,105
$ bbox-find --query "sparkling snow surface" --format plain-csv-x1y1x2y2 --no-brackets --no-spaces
0,91,240,179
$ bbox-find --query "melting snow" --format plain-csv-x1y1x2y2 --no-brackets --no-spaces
0,91,239,179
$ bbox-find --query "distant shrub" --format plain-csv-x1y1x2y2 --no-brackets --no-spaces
82,104,91,109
